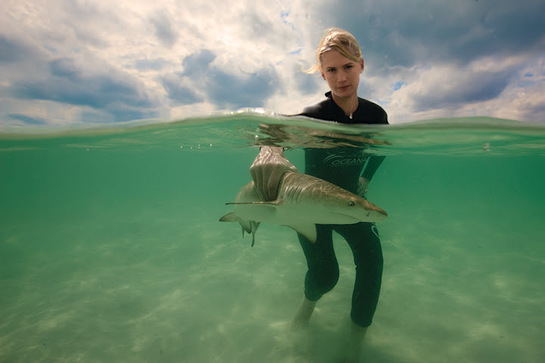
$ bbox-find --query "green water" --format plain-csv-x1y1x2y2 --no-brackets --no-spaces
1,114,545,362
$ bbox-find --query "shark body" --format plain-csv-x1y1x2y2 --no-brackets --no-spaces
220,172,387,245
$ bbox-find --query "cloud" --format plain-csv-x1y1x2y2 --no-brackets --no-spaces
0,36,37,63
150,10,178,48
161,75,203,106
207,66,278,109
133,59,168,71
0,0,544,125
8,113,47,126
181,50,217,81
409,64,516,111
319,0,545,67
162,49,279,109
9,55,159,122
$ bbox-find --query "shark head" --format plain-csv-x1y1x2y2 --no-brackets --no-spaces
327,192,388,222
291,183,388,224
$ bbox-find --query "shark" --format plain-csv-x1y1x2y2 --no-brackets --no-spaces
219,171,387,246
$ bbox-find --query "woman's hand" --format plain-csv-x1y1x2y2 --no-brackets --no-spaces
357,177,370,198
250,146,298,201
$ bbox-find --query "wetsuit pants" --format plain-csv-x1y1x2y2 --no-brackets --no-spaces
297,222,383,327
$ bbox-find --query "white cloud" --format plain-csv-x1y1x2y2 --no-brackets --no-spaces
379,53,545,122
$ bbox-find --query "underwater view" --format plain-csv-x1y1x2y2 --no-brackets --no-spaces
1,114,545,362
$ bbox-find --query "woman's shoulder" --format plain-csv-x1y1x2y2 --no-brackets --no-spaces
299,93,337,120
301,99,333,118
358,98,388,124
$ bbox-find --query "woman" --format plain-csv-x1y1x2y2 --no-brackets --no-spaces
250,28,388,356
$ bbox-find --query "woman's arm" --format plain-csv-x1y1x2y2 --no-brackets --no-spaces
250,146,298,201
358,155,386,197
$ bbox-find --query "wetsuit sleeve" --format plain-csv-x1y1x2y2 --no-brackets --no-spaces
361,155,386,181
361,105,387,181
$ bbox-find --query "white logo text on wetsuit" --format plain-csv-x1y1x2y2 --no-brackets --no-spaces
323,153,366,167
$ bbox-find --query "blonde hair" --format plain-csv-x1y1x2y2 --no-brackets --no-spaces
306,28,363,74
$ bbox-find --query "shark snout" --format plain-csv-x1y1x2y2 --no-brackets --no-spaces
359,200,388,221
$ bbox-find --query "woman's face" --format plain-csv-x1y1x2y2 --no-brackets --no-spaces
320,50,364,100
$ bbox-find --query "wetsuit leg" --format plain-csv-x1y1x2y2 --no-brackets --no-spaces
297,225,340,302
335,222,383,327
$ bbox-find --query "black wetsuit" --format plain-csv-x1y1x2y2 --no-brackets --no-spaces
297,91,388,327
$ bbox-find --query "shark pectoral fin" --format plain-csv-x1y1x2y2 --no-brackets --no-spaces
219,212,238,222
286,224,318,244
226,201,280,206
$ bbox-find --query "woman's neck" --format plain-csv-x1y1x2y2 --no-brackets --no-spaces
332,93,359,117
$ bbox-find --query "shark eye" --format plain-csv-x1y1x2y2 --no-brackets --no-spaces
348,201,356,207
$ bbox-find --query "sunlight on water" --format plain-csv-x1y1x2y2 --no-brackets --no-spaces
1,113,545,362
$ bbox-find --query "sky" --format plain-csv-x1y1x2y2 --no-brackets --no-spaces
1,0,544,126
